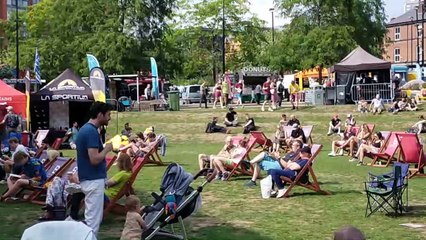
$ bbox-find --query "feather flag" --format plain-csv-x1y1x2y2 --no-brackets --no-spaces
34,48,41,84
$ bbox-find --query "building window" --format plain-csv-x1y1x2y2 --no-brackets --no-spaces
394,48,401,62
395,27,400,41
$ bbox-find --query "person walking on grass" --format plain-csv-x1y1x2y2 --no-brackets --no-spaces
76,101,114,234
261,77,273,112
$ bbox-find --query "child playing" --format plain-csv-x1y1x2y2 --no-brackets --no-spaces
121,195,148,240
1,151,47,201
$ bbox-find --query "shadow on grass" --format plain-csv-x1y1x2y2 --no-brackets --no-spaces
190,225,274,240
404,205,426,217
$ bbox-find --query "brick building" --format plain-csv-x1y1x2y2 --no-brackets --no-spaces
384,8,424,67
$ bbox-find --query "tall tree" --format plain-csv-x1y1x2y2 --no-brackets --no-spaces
2,0,177,80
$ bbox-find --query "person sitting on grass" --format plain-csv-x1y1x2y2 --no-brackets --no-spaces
328,125,356,157
224,107,238,127
349,132,385,166
357,97,368,113
245,140,302,187
1,151,47,201
211,138,247,181
327,114,342,136
205,117,231,134
65,153,133,221
285,123,306,147
344,114,356,128
198,136,235,171
370,94,384,114
242,114,256,134
121,195,148,240
412,115,426,134
269,146,312,198
121,123,132,137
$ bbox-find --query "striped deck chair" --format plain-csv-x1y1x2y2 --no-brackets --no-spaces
279,144,331,197
23,157,74,203
395,133,425,178
51,138,63,150
146,139,164,166
249,131,273,152
302,125,314,144
370,132,402,167
225,137,257,180
103,154,149,217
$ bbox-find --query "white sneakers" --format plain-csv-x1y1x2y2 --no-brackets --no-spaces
276,188,288,198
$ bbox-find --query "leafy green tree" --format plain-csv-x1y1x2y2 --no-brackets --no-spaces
3,0,177,80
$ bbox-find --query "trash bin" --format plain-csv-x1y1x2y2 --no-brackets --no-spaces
312,86,324,105
168,91,180,111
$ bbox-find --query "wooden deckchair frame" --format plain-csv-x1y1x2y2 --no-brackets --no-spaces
370,132,401,168
23,157,74,204
302,125,314,144
225,137,257,180
279,144,331,197
145,139,164,166
103,150,151,217
395,133,426,179
249,131,273,152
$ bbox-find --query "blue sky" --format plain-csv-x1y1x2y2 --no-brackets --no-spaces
250,0,404,27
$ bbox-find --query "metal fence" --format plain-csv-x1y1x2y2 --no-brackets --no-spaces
350,83,394,103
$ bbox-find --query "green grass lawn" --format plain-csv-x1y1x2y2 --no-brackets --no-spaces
1,105,426,240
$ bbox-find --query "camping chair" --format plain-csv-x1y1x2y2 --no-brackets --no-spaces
250,131,273,152
302,125,314,144
103,155,148,217
395,133,426,178
225,137,257,180
279,144,331,198
370,132,401,167
364,162,409,217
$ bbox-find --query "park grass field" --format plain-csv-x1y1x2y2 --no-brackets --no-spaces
1,105,426,240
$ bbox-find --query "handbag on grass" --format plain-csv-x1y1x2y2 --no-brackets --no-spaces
260,175,273,199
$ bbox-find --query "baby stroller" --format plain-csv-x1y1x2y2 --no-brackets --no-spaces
142,163,217,240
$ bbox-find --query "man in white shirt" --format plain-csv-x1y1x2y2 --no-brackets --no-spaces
370,94,384,114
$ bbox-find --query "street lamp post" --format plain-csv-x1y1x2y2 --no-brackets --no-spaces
222,0,225,74
15,0,19,79
269,8,275,44
416,7,420,64
411,16,414,65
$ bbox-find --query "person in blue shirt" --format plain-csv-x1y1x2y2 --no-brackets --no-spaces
66,121,79,149
1,151,47,201
269,146,312,198
76,101,113,234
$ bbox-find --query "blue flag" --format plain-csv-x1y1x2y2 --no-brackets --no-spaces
150,57,159,99
87,54,100,71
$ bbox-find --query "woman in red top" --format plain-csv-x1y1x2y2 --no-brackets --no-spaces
213,81,223,109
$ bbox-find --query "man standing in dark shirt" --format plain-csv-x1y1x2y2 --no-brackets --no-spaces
224,107,238,127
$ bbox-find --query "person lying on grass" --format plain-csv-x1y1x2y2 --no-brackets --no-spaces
244,140,302,187
198,136,235,171
64,153,133,221
269,146,312,198
1,151,47,201
212,138,247,181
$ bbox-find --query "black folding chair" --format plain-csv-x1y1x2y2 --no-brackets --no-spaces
364,162,409,217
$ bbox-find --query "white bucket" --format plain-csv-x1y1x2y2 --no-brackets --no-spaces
260,175,273,199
